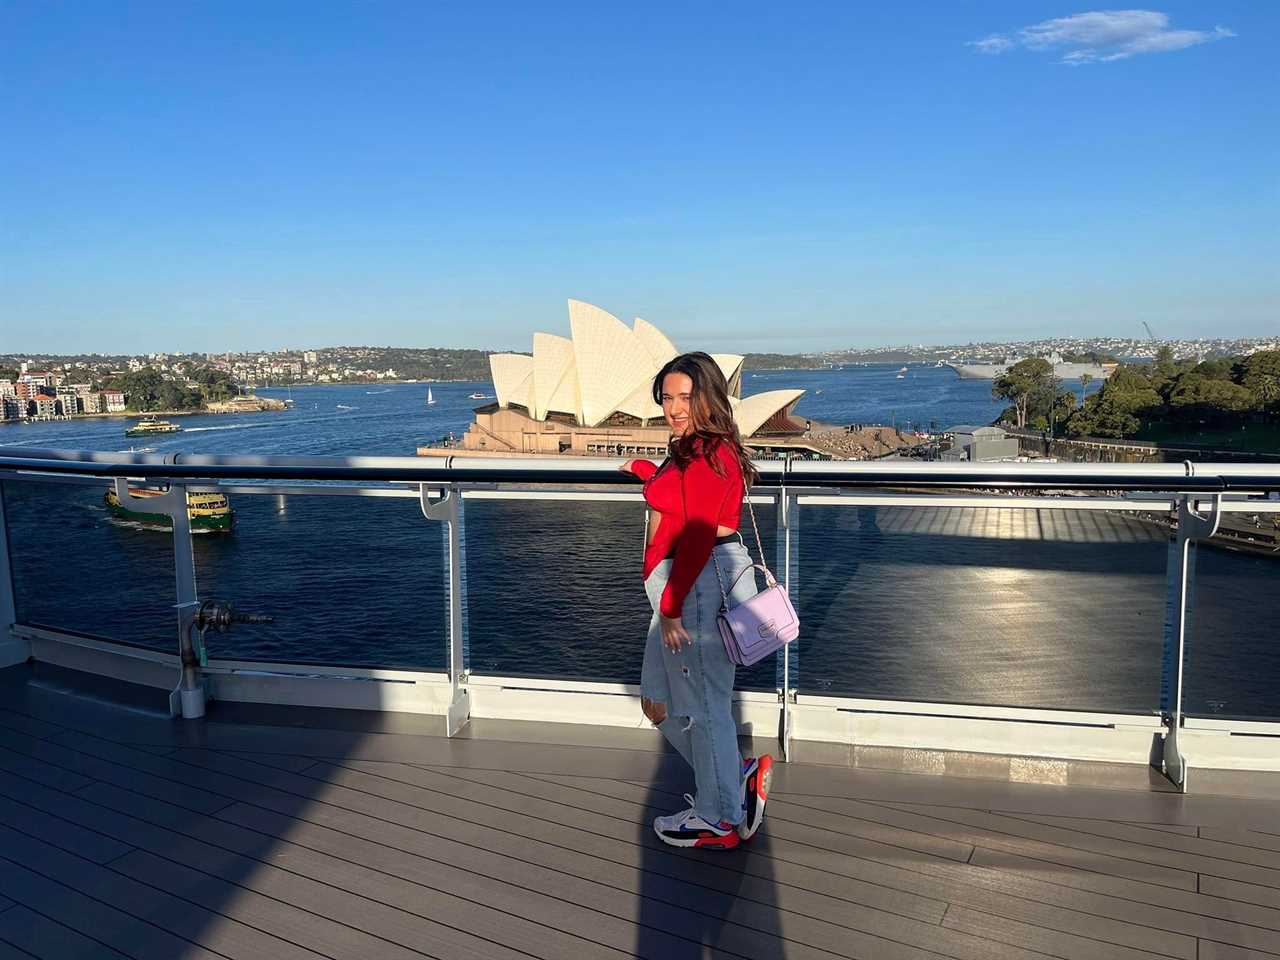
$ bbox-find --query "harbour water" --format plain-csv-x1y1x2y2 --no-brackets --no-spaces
2,366,1274,719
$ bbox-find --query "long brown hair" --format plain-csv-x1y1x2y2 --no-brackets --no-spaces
652,352,758,487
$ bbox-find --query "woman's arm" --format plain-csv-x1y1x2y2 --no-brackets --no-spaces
622,459,659,481
659,455,733,619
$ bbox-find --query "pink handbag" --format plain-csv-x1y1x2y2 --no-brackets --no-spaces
711,496,800,666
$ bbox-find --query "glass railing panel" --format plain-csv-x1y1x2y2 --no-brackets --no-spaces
3,477,177,651
192,490,447,670
796,501,1169,713
1184,536,1280,720
463,493,780,690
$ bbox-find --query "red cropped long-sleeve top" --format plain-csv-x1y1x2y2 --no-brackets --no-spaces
629,441,744,619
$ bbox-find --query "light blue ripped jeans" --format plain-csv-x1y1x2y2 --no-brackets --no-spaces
642,541,760,826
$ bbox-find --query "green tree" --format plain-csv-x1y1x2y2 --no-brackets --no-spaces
1169,377,1255,422
1240,350,1280,410
1079,372,1093,408
1065,365,1162,438
192,366,240,402
992,358,1053,429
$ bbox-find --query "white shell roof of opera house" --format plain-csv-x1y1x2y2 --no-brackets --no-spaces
487,300,804,437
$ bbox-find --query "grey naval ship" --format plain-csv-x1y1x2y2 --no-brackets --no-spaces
947,350,1116,380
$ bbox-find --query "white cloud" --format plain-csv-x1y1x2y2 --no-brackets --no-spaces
970,10,1235,65
968,34,1014,54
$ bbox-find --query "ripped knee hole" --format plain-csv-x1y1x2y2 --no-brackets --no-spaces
641,698,667,725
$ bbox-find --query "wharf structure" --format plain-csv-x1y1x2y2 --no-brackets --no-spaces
0,448,1278,960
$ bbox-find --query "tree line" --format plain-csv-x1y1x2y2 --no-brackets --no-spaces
992,348,1280,440
99,365,242,412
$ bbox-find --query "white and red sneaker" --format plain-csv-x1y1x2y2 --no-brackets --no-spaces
653,794,740,849
738,754,773,840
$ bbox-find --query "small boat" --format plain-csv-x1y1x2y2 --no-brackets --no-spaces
897,367,909,374
125,417,181,437
366,389,391,395
467,392,491,400
426,387,436,406
104,486,233,533
896,372,906,379
336,403,355,411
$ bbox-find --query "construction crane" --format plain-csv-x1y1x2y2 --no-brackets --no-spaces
1142,321,1158,344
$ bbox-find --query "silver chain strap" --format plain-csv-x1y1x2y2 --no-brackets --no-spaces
710,490,774,606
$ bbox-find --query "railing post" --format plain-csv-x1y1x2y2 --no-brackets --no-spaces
112,478,204,717
0,483,24,668
776,485,798,761
1159,493,1221,793
421,484,471,736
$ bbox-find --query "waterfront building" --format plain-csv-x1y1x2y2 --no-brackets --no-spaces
0,380,14,399
942,424,1021,462
18,370,56,389
0,397,19,421
79,392,104,414
31,395,58,419
18,371,56,389
101,390,126,413
55,387,81,416
419,299,807,458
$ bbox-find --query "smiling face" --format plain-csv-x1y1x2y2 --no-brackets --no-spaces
660,371,694,437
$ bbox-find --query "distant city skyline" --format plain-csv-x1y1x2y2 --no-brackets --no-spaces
3,3,1275,354
6,332,1277,366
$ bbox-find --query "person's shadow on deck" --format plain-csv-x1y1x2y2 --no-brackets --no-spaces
634,724,784,959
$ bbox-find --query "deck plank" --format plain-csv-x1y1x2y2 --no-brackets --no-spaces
2,665,1279,960
46,738,843,960
0,905,131,960
0,724,229,814
968,846,1280,933
0,857,222,960
150,752,1051,960
0,791,133,864
0,824,325,960
1200,876,1280,911
941,905,1176,960
299,759,1185,960
518,769,1202,959
0,748,602,960
1198,940,1280,960
88,783,745,960
168,748,956,922
1201,830,1280,856
99,750,953,960
223,750,325,773
883,802,1280,889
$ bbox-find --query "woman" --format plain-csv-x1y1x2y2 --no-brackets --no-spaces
622,352,773,850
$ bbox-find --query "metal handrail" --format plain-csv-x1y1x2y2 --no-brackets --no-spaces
2,444,1278,786
2,447,1279,491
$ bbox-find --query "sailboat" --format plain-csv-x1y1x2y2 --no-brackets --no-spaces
426,387,436,406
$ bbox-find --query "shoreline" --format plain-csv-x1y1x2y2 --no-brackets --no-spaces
0,405,285,426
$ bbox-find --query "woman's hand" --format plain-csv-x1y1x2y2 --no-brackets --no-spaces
619,459,636,475
660,615,691,653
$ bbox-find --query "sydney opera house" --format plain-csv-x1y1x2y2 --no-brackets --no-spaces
417,300,808,459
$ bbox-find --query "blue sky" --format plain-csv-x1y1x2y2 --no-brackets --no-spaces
2,2,1275,355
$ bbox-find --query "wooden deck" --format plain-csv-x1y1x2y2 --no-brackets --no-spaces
0,664,1277,959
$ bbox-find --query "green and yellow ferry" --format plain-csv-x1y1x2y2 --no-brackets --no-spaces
104,486,234,533
125,417,182,437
